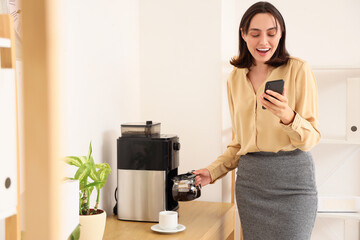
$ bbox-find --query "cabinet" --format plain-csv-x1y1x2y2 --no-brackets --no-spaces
0,61,17,219
0,14,20,240
314,68,360,144
313,68,360,239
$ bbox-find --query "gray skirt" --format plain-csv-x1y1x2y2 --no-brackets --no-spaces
236,149,317,240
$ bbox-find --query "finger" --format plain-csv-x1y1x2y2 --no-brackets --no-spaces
261,93,278,106
282,86,286,96
259,94,268,104
259,95,272,109
195,175,201,183
265,90,285,101
264,93,279,104
194,168,209,177
261,94,283,112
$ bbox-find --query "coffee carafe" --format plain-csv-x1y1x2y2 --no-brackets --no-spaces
172,171,201,201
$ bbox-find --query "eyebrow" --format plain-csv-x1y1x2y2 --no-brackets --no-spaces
249,27,277,31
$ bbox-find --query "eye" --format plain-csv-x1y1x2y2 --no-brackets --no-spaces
248,30,260,38
267,29,277,37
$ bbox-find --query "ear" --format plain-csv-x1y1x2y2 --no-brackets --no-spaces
240,28,246,42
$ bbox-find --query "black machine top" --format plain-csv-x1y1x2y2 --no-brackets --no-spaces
121,121,161,138
117,121,180,171
117,135,180,171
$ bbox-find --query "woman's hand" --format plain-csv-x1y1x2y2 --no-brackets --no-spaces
193,168,212,187
259,87,295,125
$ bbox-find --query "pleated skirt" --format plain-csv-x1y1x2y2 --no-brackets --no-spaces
236,149,317,240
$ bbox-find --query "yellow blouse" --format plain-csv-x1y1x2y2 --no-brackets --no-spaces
206,57,321,182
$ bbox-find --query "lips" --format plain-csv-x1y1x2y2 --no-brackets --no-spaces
256,48,270,56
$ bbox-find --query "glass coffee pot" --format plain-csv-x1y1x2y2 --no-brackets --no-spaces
172,171,201,201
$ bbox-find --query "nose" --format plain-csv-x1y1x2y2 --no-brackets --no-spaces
259,33,268,45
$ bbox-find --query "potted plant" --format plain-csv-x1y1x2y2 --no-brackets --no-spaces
63,142,111,240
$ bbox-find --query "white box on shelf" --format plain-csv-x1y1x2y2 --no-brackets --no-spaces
0,69,17,220
0,37,11,48
347,77,360,141
60,180,79,240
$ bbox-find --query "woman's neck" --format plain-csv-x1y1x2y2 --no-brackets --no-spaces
247,63,271,93
250,63,269,75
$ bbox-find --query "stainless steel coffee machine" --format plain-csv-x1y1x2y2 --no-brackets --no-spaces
117,121,180,222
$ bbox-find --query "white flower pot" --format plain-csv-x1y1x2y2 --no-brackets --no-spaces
79,210,106,240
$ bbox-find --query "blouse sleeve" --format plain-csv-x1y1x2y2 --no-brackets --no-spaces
280,61,321,151
206,76,241,183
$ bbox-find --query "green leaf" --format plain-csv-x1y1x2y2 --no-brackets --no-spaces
98,168,111,181
63,156,82,167
84,181,104,188
63,177,76,181
95,163,111,169
78,156,88,164
79,179,87,191
74,164,91,182
89,165,99,182
68,224,81,240
97,168,111,189
89,156,95,165
87,142,92,160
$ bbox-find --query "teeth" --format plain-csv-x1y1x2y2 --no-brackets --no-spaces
257,48,270,52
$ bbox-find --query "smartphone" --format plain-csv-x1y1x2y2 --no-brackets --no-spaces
262,79,284,109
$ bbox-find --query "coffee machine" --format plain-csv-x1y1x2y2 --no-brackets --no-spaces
117,121,180,222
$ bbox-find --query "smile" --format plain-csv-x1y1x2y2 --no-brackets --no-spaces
256,48,270,52
256,48,270,56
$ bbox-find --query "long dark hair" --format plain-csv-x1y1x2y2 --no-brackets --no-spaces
230,1,289,68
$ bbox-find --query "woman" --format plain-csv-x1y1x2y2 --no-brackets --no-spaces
194,2,320,239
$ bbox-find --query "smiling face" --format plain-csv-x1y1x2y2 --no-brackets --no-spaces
241,13,282,65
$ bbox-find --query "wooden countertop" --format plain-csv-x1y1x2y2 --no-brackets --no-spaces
103,201,235,240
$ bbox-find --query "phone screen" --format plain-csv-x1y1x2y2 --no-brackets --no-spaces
262,79,284,109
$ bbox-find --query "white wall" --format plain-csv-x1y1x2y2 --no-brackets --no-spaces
58,0,225,222
138,0,224,201
59,0,227,213
59,0,141,214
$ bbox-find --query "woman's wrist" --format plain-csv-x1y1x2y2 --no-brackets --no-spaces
281,109,296,125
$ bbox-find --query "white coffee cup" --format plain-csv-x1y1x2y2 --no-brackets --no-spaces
159,211,178,230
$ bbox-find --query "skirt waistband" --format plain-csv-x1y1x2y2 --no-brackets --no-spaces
246,149,304,157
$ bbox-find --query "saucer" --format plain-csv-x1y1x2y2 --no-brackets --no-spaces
151,224,186,234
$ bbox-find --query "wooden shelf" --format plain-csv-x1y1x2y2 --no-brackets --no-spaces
103,201,236,240
313,66,360,70
320,138,360,145
317,212,360,220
